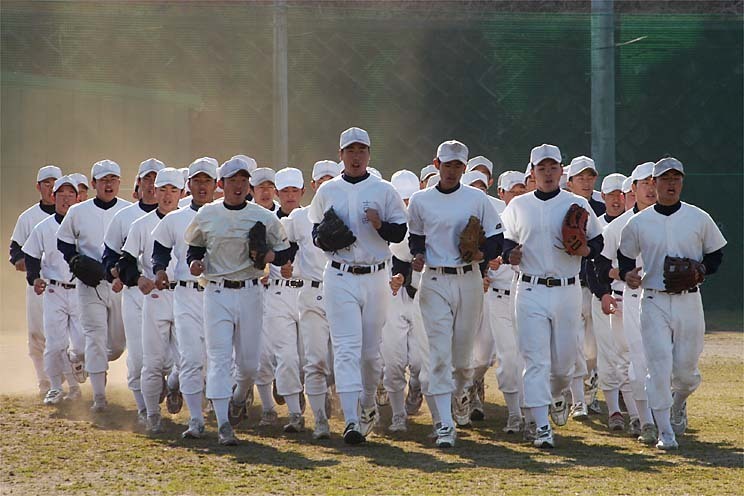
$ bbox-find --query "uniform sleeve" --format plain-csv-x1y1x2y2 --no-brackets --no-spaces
406,195,424,236
282,216,296,243
600,222,620,261
500,203,518,243
103,212,125,253
701,212,727,254
267,216,291,252
582,199,604,240
184,210,207,247
384,186,408,225
56,207,77,245
121,223,142,259
307,187,326,224
10,210,31,245
480,194,504,238
151,216,173,248
618,218,641,260
21,225,44,260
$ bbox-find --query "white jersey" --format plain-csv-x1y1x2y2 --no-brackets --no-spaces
22,214,73,283
501,189,603,278
11,202,55,248
267,214,293,280
57,198,132,261
598,212,627,293
286,206,327,282
178,197,192,209
619,202,726,290
104,201,155,256
151,204,199,282
487,195,514,289
122,210,176,280
184,199,290,282
408,184,502,267
308,174,407,265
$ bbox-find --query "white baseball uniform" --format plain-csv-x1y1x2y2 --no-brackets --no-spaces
619,202,726,411
501,190,603,410
57,197,131,375
22,213,83,391
10,201,56,390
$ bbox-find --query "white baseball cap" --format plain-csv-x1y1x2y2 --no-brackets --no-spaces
275,167,304,190
312,160,342,181
524,162,533,175
220,157,252,180
53,175,78,193
653,157,685,177
420,164,437,182
631,161,655,182
249,167,276,187
500,171,526,192
437,140,469,164
426,173,440,188
391,170,419,200
180,168,191,193
466,156,493,176
231,155,258,174
37,165,62,183
154,167,186,189
622,176,633,193
70,173,89,189
91,159,121,180
339,127,371,149
462,170,489,188
530,144,562,166
138,158,165,178
367,166,381,178
567,156,597,178
189,157,218,179
601,173,627,194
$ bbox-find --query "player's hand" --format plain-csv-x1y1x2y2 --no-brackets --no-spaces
488,256,502,271
264,250,275,265
110,266,119,279
390,273,404,296
601,294,617,315
33,278,47,295
190,260,204,277
138,276,156,295
483,276,491,293
412,254,425,272
280,262,293,279
625,267,642,289
112,278,123,293
609,268,620,280
14,259,26,272
154,270,170,291
260,275,269,287
365,208,382,230
508,244,523,265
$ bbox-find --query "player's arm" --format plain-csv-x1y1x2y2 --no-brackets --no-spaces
9,240,24,267
592,255,613,298
152,241,173,275
585,234,604,260
701,248,723,275
56,211,79,263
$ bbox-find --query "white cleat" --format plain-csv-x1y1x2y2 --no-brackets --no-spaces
182,418,205,439
435,424,456,448
343,422,365,445
503,414,524,434
90,395,108,413
533,424,555,449
570,401,589,421
218,422,238,446
43,388,64,405
146,414,164,435
656,431,679,451
550,392,569,426
283,413,305,433
375,384,389,407
258,409,278,426
313,413,330,440
388,413,408,433
359,405,378,437
452,391,472,427
671,400,688,436
523,421,537,442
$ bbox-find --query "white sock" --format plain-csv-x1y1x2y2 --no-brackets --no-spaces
425,394,440,425
654,407,673,436
504,392,521,417
621,390,639,419
604,388,620,414
523,407,535,424
531,405,550,428
570,377,585,404
388,390,406,417
257,383,275,412
307,393,326,419
360,389,376,410
212,398,230,427
132,390,147,412
89,372,106,397
339,391,360,424
433,393,453,428
144,394,160,417
184,392,204,422
285,393,301,415
233,382,252,404
49,374,63,390
636,399,654,426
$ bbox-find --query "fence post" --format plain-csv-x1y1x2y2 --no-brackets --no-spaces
273,0,289,167
591,0,615,174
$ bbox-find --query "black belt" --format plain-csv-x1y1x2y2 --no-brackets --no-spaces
210,279,259,289
310,281,322,288
612,290,623,296
331,261,385,275
649,287,699,295
273,279,304,288
49,279,76,289
178,281,204,291
433,265,474,275
491,288,510,295
164,282,177,290
521,274,576,287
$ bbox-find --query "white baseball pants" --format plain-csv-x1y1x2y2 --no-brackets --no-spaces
26,285,48,388
573,286,596,380
640,290,705,411
591,295,630,391
262,283,303,397
486,288,523,395
77,280,125,373
174,284,206,396
42,284,83,382
141,289,179,415
381,288,427,394
121,286,144,392
622,287,649,401
471,296,495,374
298,283,334,396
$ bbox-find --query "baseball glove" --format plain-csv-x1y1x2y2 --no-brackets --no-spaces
315,207,356,251
560,203,589,255
116,253,141,287
69,254,105,287
663,256,705,293
248,221,269,270
459,215,486,263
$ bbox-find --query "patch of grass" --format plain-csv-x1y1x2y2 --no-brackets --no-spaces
1,333,742,495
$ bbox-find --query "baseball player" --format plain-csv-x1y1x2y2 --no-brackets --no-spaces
22,175,84,404
408,140,503,448
523,164,537,192
500,144,603,449
565,156,606,419
9,165,62,396
593,161,658,444
308,127,407,444
419,165,437,190
118,168,184,434
70,173,90,202
56,159,132,412
618,157,725,450
151,157,218,439
102,158,165,422
622,176,635,211
380,169,428,433
284,160,342,439
185,157,292,446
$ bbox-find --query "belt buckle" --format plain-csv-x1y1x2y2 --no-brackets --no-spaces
545,277,559,288
350,266,364,275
